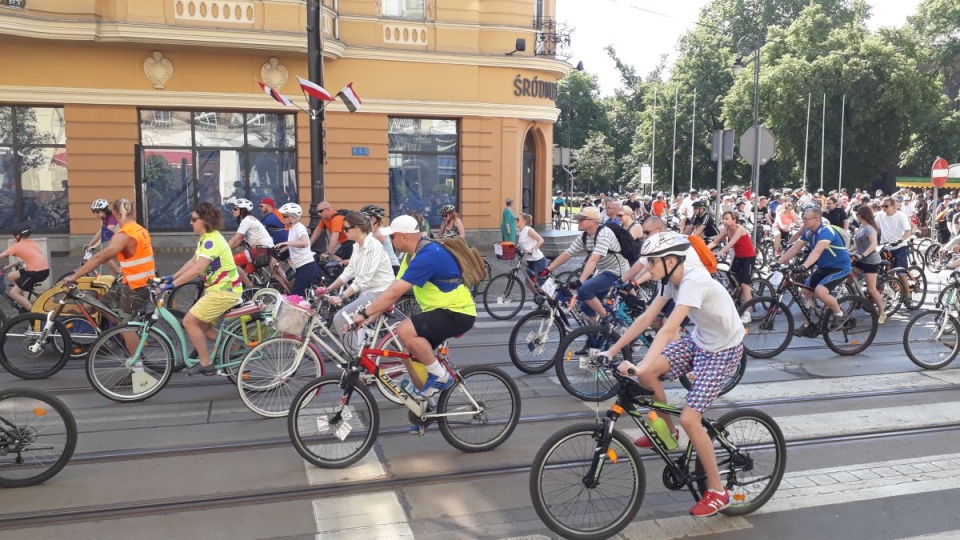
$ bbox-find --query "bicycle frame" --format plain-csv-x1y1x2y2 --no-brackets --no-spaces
771,269,829,331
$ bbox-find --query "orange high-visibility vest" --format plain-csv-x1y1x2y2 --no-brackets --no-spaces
117,222,156,289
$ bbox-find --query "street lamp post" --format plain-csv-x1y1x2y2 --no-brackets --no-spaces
306,0,326,231
733,37,762,243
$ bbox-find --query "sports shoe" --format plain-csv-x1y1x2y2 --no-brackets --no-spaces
792,324,810,338
829,312,846,331
878,313,887,325
635,429,679,449
412,373,456,399
740,312,752,324
184,363,217,376
690,488,730,517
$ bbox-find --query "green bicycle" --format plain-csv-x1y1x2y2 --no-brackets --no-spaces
84,279,274,402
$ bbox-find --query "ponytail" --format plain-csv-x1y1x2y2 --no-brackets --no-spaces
113,198,133,221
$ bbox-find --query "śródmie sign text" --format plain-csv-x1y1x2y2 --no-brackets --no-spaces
514,75,558,101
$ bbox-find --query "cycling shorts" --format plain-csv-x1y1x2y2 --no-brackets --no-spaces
410,308,475,349
662,335,743,413
806,267,850,291
101,284,150,325
730,256,755,287
15,269,49,291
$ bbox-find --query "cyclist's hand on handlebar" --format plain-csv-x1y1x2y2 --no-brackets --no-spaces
327,295,343,306
61,273,78,286
160,282,175,292
160,275,174,284
567,278,582,290
538,269,551,279
615,359,637,377
315,286,329,295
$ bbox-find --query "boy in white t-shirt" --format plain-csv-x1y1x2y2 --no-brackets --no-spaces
602,232,744,518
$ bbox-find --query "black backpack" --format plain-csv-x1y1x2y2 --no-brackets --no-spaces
582,223,641,265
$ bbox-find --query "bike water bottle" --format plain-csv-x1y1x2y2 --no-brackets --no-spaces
648,411,678,450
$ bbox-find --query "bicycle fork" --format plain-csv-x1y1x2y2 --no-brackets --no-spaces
584,410,620,488
27,311,59,354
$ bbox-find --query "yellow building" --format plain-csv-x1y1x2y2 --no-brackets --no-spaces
0,0,570,249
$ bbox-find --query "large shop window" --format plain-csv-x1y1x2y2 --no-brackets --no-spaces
0,106,69,232
139,110,297,230
382,0,425,19
388,118,459,228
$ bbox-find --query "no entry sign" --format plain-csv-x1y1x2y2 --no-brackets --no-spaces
932,157,949,188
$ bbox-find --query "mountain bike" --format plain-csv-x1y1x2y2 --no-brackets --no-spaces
482,254,540,320
0,387,77,488
529,358,785,540
287,324,521,468
507,276,592,374
903,270,960,370
738,265,878,358
84,280,275,402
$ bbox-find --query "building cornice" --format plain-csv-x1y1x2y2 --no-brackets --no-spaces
0,85,561,123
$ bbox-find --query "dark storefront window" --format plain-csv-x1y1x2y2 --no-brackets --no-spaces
0,106,69,231
139,110,297,230
388,118,459,227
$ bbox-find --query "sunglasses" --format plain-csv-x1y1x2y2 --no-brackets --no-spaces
190,216,200,223
514,218,520,222
617,214,627,218
882,205,891,208
343,225,356,232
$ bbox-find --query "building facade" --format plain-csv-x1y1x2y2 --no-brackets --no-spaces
0,0,570,249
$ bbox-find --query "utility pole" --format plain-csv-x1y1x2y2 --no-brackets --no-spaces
306,0,326,231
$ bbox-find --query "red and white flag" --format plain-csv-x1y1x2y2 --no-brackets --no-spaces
337,83,362,112
297,76,334,101
257,81,292,107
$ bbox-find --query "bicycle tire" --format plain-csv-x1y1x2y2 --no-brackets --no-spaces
0,387,78,488
903,310,960,370
554,325,629,402
937,283,960,309
679,348,746,397
238,337,326,418
746,278,776,305
508,309,566,374
925,243,943,270
167,280,203,312
695,408,786,516
0,313,72,379
372,331,407,405
877,276,904,317
252,288,282,312
740,297,793,359
904,265,927,310
287,375,380,469
218,316,278,384
437,365,521,452
56,314,100,360
529,422,645,540
823,295,878,356
482,273,526,320
155,309,188,372
86,323,174,402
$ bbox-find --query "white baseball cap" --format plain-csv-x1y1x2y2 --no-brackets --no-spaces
380,215,420,236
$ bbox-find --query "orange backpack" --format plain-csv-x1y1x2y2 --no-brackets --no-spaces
687,235,718,274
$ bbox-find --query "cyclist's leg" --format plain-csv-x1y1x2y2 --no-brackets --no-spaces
185,290,240,368
578,271,619,322
332,291,380,353
116,285,151,353
814,268,850,317
397,309,474,389
11,269,47,310
634,336,695,434
291,261,319,296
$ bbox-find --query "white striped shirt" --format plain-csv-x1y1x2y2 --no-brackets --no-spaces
339,233,395,294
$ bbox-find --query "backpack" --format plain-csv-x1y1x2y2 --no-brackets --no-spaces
405,237,487,288
687,235,718,274
830,225,853,250
581,223,641,265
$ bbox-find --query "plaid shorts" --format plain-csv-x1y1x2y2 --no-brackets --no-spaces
662,336,743,413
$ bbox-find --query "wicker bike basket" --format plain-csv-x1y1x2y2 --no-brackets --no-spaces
274,296,314,335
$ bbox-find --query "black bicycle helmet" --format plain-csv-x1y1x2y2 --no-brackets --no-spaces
13,223,31,238
360,204,386,219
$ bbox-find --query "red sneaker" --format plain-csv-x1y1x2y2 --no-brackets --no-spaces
634,429,679,449
690,489,730,517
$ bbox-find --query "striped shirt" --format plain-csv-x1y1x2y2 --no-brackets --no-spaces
564,226,630,277
338,233,395,295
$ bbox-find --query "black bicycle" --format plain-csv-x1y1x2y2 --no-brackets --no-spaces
0,387,77,488
530,358,785,540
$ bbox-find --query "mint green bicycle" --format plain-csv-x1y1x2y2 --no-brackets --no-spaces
84,279,277,402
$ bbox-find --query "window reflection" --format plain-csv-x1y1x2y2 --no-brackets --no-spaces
388,118,458,227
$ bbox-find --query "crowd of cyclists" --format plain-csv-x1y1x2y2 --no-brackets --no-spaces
0,182,951,521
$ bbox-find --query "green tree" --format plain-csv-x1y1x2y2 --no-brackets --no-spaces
572,131,617,194
909,0,960,106
555,70,608,151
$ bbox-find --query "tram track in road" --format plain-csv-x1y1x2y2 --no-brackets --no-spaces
40,383,960,467
4,420,960,532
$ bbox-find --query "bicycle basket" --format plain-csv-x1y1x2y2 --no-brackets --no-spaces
274,296,314,335
251,247,272,269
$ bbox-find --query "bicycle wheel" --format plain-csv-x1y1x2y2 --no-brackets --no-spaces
238,337,325,418
218,316,278,384
252,287,282,312
695,408,786,516
925,243,943,270
508,309,566,374
877,276,904,317
167,281,202,312
903,310,960,370
57,315,100,360
287,375,380,469
0,313,71,379
394,295,422,318
529,423,645,540
437,365,521,452
555,325,629,401
746,278,776,305
823,295,878,356
936,283,960,309
904,265,927,310
0,388,77,488
483,274,526,320
86,323,174,402
372,331,407,405
739,298,793,359
555,270,579,289
679,348,746,398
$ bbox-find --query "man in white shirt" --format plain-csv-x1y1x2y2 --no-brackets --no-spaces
875,196,913,293
678,190,698,233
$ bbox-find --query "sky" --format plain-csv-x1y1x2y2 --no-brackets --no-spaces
556,0,926,96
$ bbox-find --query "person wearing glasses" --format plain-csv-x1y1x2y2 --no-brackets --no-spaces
275,203,318,296
876,196,914,295
84,198,122,275
602,232,744,517
822,197,850,230
776,206,852,334
351,215,476,401
227,198,274,288
772,201,801,256
164,202,243,376
438,204,465,239
310,201,352,262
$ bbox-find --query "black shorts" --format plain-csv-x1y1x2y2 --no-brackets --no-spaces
730,256,755,286
853,260,880,274
806,267,850,292
335,240,355,261
411,308,476,349
15,269,49,291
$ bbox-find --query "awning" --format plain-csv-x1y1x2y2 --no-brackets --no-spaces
896,176,960,189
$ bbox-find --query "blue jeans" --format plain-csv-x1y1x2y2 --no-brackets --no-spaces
524,258,547,279
890,246,909,270
292,261,319,296
577,270,620,317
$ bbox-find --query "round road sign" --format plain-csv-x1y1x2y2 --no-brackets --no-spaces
932,157,949,189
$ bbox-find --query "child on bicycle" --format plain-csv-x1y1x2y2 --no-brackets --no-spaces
1,225,50,310
601,232,744,517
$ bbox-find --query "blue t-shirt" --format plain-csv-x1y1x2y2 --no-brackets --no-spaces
262,213,287,245
401,242,462,293
769,201,780,217
800,224,851,271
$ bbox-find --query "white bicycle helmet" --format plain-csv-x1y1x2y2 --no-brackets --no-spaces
641,232,690,259
91,198,110,211
233,198,254,211
278,202,302,219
